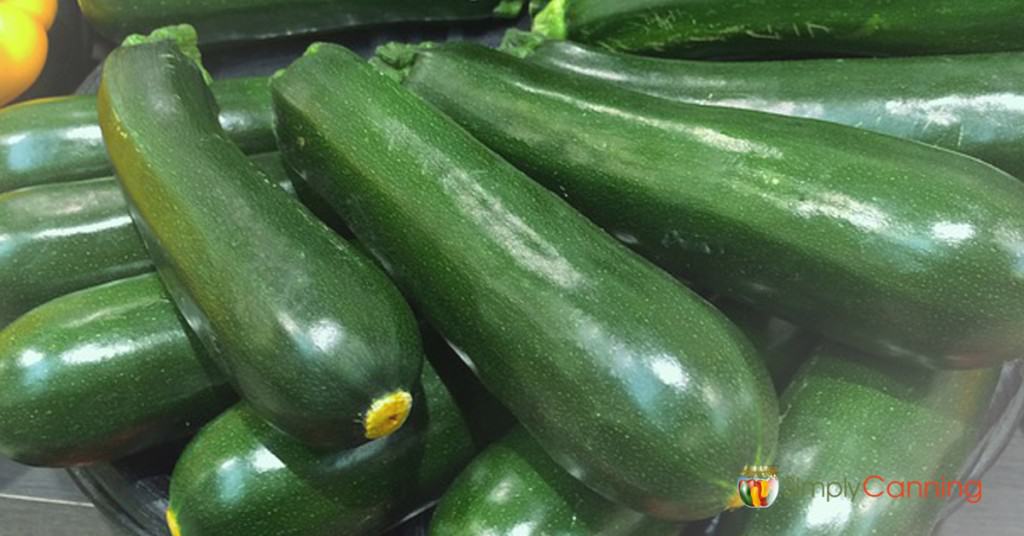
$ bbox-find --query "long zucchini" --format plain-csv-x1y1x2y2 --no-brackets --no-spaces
718,344,1000,535
509,36,1024,178
167,346,514,536
379,42,1024,369
273,42,777,521
532,0,1024,58
79,0,524,45
98,26,424,448
0,152,294,329
430,427,683,535
0,76,275,194
0,274,234,467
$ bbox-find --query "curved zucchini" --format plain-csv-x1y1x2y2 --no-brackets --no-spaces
0,76,274,194
98,27,424,448
532,0,1024,58
273,42,777,521
0,177,151,328
381,42,1024,369
0,274,234,467
79,0,524,45
511,38,1024,178
431,427,683,536
167,351,513,536
717,344,1000,535
0,152,295,329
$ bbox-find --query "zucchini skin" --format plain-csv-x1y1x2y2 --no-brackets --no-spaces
0,274,234,467
168,353,513,536
430,427,683,536
389,43,1024,369
518,40,1024,179
78,0,524,45
533,0,1024,58
273,43,777,521
0,177,150,328
0,77,275,194
0,153,295,329
99,36,424,447
718,344,1000,535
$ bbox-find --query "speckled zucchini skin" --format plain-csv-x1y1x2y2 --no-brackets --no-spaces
0,274,234,467
273,43,777,521
717,344,1000,535
516,39,1024,178
79,0,524,45
98,33,424,448
532,0,1024,58
168,351,513,536
0,77,276,194
0,153,294,329
430,427,684,536
385,43,1024,369
0,177,150,328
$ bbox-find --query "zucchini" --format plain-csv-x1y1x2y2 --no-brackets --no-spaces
0,152,295,329
0,177,150,328
98,27,424,448
532,0,1024,58
380,42,1024,369
430,427,684,536
79,0,524,45
273,42,777,521
167,344,514,536
0,76,274,194
0,274,234,467
510,37,1024,178
717,344,1000,535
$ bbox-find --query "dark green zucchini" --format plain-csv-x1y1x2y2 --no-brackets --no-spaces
99,26,424,448
0,76,274,194
509,36,1024,178
0,152,294,329
0,177,150,328
532,0,1024,58
380,42,1024,369
79,0,524,45
167,348,513,536
0,274,234,467
717,344,1000,535
273,42,776,521
431,427,684,535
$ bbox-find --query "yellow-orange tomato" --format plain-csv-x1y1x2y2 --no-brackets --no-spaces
0,0,55,106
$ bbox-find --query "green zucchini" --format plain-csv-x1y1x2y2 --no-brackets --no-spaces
532,0,1024,58
509,37,1024,178
79,0,524,45
167,346,513,536
717,344,1000,535
431,427,683,536
98,26,424,448
0,152,294,329
273,42,777,521
0,177,150,328
0,274,234,467
0,76,274,194
380,42,1024,369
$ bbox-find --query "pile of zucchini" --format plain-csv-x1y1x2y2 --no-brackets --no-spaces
2,1,1024,534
